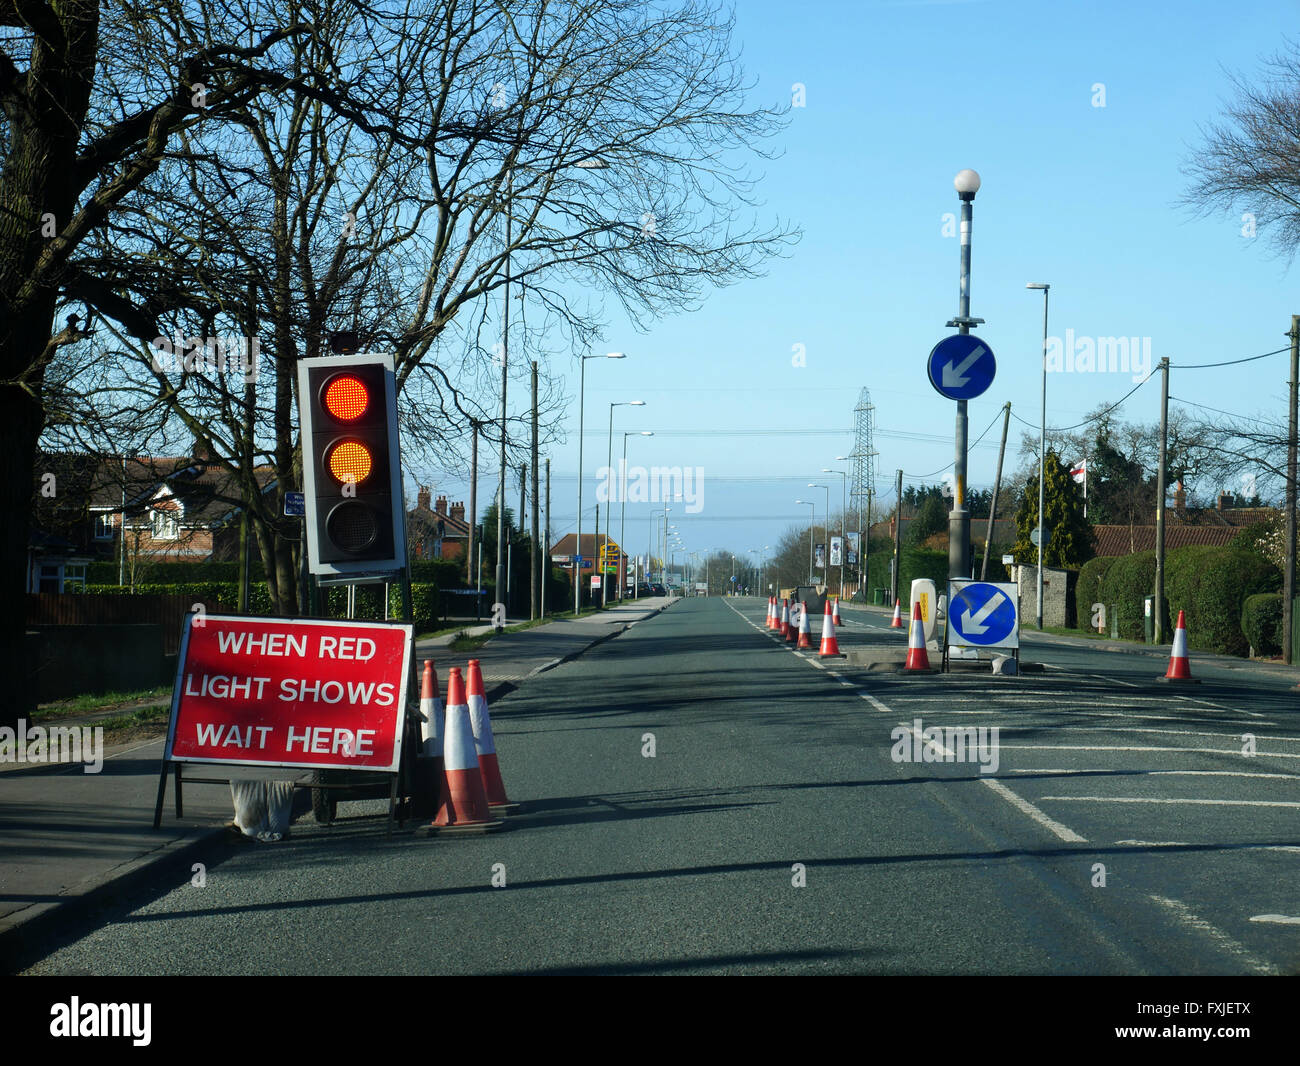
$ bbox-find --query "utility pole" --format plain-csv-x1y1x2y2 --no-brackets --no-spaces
544,457,551,619
981,402,1011,581
892,469,903,603
947,170,983,581
530,362,540,621
467,419,478,589
1154,357,1170,644
1286,317,1299,664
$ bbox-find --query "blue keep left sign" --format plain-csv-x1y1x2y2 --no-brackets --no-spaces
928,334,996,401
947,580,1019,648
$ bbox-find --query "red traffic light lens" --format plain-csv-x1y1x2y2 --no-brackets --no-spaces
327,440,373,484
324,374,369,422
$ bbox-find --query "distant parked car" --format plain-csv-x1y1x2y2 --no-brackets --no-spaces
651,583,666,596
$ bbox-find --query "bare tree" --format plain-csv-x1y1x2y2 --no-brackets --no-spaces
42,0,797,616
1181,39,1300,258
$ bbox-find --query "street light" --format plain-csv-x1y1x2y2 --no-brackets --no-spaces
624,430,653,599
808,482,830,586
823,467,849,596
795,499,815,584
604,400,646,605
576,352,625,615
1027,282,1050,629
946,168,984,582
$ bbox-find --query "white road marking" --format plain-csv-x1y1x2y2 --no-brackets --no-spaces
857,691,893,714
996,744,1300,759
1015,770,1300,781
1250,914,1300,925
1089,673,1143,688
1119,840,1300,854
980,779,1087,842
1043,796,1300,809
1147,894,1279,975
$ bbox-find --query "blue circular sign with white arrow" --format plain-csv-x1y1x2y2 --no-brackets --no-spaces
927,334,996,401
948,581,1018,647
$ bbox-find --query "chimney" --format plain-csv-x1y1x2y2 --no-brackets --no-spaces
1217,491,1233,511
417,485,431,511
450,500,465,523
1173,481,1186,513
435,495,448,516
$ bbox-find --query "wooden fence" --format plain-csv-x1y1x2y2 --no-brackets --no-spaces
26,593,234,655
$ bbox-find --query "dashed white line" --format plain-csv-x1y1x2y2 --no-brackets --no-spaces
980,779,1088,842
1042,796,1300,809
1147,894,1279,975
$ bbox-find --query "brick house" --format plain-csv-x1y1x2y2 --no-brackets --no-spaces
408,487,470,561
28,451,276,590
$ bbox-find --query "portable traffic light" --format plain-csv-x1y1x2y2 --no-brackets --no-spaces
298,353,406,576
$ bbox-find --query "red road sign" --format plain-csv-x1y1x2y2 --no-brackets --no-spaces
165,614,413,772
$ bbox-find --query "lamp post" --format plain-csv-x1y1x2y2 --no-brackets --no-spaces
824,467,849,596
604,400,645,605
576,352,626,615
1027,282,1050,629
622,430,653,601
795,499,814,584
946,168,984,581
808,482,830,587
648,507,669,591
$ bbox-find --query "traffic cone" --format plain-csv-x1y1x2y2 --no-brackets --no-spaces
411,660,443,819
418,668,502,835
1159,610,1200,683
419,660,443,756
832,597,842,627
903,602,931,671
890,598,903,628
819,600,845,657
767,596,776,629
781,598,792,640
797,602,813,649
784,600,798,642
466,659,521,813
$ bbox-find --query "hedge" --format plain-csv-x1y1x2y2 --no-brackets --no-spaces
91,557,471,590
1098,550,1161,641
1242,593,1284,657
1164,546,1280,656
1076,556,1119,632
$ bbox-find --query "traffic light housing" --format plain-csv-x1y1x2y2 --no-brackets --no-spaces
298,353,406,577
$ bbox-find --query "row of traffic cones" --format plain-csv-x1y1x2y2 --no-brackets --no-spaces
415,658,520,835
766,596,845,657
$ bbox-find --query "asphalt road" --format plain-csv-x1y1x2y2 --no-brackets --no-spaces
18,597,1300,975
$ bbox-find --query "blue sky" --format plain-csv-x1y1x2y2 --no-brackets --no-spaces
420,0,1300,568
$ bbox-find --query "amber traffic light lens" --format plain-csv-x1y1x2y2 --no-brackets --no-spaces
324,375,369,422
327,440,373,484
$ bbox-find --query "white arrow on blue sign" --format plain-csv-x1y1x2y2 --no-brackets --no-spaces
947,580,1019,648
927,334,996,401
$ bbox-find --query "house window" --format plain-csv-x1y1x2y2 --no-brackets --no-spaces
63,564,86,590
37,564,61,594
93,513,115,540
151,507,179,540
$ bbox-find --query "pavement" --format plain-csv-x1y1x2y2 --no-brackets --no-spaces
0,595,673,972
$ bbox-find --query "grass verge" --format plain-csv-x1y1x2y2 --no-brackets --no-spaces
35,687,172,721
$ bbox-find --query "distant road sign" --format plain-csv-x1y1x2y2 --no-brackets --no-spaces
927,334,996,401
284,492,305,517
947,580,1019,649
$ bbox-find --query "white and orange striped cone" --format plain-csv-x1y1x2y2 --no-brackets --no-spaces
419,659,443,756
418,667,502,835
832,597,842,627
819,600,845,657
767,596,777,629
1159,610,1200,683
890,598,903,628
796,602,813,649
411,660,444,819
782,599,794,641
903,602,931,671
467,659,521,813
